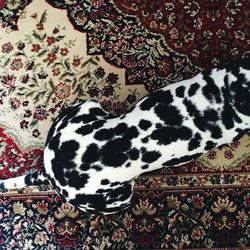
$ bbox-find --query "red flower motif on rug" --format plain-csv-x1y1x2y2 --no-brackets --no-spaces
47,0,250,90
113,0,250,68
0,128,43,179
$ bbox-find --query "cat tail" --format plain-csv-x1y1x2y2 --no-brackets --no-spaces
0,170,51,190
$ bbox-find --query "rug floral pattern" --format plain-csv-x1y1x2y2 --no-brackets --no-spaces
0,0,249,249
0,2,145,178
47,0,250,90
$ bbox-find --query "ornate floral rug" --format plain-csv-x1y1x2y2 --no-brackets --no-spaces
0,0,249,249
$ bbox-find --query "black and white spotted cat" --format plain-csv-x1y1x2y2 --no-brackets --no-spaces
1,58,250,214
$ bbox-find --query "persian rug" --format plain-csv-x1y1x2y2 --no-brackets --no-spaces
0,0,249,249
